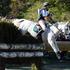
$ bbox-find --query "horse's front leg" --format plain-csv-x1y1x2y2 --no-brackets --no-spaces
47,31,61,59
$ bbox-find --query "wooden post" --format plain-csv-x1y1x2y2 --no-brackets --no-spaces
31,62,43,70
31,63,38,70
0,57,5,70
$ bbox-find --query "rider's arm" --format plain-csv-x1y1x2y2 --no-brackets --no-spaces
44,13,56,24
45,15,54,22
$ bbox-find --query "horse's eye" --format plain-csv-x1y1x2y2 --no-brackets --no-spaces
65,27,68,30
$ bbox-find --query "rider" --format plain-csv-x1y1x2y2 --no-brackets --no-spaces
38,2,64,60
37,2,55,31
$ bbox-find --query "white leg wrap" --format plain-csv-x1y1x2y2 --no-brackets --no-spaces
47,31,60,53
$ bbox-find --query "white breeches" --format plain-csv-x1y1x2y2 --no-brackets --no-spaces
42,29,60,53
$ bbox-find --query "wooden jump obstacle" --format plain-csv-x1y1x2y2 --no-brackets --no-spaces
0,41,70,70
0,43,46,70
0,32,70,70
0,22,70,70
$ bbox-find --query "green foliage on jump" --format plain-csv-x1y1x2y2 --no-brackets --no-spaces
0,22,19,43
0,0,70,21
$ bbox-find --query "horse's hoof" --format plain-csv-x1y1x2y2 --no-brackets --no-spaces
56,52,61,60
56,51,66,60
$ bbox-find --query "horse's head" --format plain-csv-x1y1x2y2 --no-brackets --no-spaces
57,21,70,35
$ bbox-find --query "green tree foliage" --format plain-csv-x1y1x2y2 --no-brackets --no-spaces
9,0,34,18
42,0,70,21
9,0,23,18
0,0,11,16
23,1,42,21
0,0,70,21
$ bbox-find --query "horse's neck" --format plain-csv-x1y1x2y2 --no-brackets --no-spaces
56,22,65,29
57,22,68,34
50,22,65,32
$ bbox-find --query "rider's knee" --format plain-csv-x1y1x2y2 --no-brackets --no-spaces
47,35,54,43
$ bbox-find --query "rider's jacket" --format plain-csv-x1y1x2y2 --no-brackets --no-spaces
38,8,51,30
38,8,50,20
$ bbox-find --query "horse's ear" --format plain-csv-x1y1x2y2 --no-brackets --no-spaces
66,21,69,25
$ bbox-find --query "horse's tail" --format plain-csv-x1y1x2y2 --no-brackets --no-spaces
11,19,28,27
0,17,13,23
0,17,26,23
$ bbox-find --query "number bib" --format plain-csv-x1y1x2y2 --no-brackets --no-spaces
33,24,42,34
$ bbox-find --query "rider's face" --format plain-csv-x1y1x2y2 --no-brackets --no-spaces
44,16,48,21
44,6,49,10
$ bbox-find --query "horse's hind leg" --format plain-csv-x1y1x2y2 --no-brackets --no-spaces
41,32,48,49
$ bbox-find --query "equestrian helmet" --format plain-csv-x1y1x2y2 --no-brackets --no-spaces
43,2,49,7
